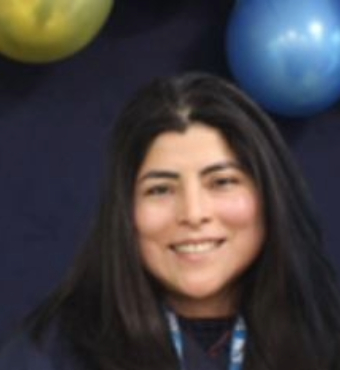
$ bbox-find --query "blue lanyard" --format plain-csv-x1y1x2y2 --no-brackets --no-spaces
166,310,246,370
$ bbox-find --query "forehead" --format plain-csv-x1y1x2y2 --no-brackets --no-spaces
138,124,239,172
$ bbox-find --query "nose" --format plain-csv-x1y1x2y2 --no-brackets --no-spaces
177,185,211,228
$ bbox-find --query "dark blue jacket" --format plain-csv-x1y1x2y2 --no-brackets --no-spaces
0,322,82,370
0,324,225,370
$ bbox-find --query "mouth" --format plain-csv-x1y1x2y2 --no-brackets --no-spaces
170,239,225,254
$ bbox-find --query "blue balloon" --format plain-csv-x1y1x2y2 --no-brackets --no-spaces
226,0,340,117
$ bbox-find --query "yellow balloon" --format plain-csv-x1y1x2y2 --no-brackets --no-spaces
0,0,114,63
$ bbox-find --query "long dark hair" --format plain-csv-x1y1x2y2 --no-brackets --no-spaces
29,72,340,370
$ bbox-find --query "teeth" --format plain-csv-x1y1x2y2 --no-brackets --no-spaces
173,242,218,254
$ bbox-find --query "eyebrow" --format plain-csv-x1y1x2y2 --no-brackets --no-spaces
138,161,242,183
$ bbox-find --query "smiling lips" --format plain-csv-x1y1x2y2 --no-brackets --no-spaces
170,239,225,254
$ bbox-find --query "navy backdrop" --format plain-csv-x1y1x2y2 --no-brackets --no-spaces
1,0,340,342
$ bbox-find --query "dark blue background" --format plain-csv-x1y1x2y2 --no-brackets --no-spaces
1,0,340,342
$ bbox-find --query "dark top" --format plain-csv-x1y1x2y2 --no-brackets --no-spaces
0,317,235,370
179,316,236,370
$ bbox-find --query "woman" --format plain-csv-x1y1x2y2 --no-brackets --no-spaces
1,72,340,370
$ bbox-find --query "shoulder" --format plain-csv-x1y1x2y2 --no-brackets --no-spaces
0,329,54,369
0,321,84,370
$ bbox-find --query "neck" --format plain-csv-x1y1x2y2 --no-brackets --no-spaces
166,289,240,319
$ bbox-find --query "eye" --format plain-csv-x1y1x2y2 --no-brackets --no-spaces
210,176,240,189
144,184,174,197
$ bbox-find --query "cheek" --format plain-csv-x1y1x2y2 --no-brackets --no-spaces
134,204,175,274
134,201,175,240
217,192,261,225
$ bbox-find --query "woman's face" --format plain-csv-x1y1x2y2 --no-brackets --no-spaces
134,123,265,318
